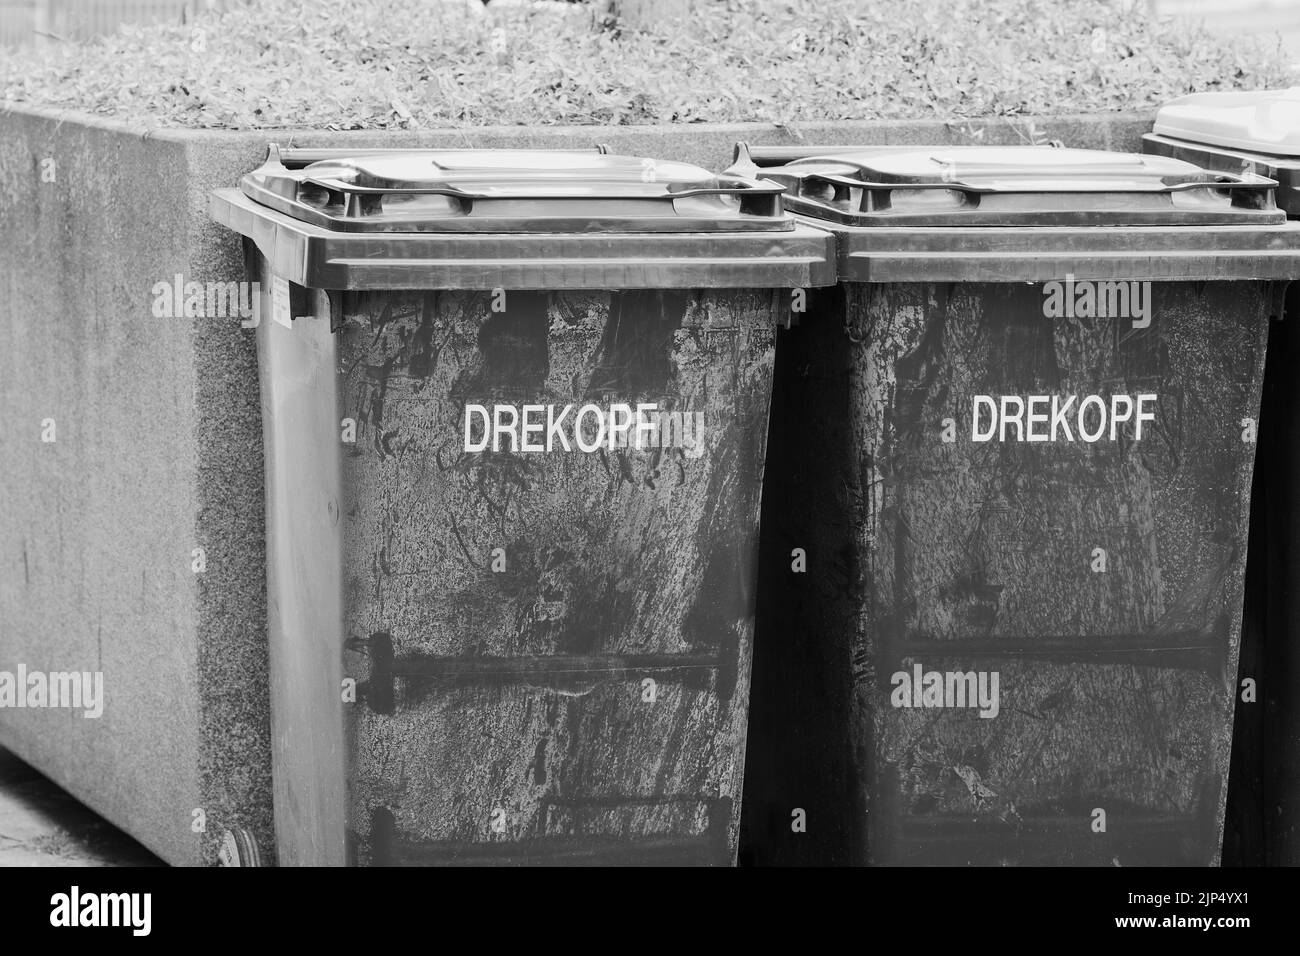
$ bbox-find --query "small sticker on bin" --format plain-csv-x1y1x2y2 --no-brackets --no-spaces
272,276,293,329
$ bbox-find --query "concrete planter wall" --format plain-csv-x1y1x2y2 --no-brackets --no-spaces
0,104,1154,865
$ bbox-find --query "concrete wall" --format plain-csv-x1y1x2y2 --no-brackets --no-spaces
0,104,1154,865
0,109,268,866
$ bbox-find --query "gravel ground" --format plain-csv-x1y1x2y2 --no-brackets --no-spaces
0,748,162,867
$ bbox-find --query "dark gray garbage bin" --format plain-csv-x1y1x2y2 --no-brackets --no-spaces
732,142,1300,866
211,145,834,866
1144,89,1300,866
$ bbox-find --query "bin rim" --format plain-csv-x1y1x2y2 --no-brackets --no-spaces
797,215,1300,283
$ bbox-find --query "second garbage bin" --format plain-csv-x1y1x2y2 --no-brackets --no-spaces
212,145,833,866
732,143,1299,866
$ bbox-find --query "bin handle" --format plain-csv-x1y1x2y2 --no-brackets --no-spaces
789,169,1280,214
739,141,1279,193
297,174,786,203
242,161,791,226
796,169,1278,193
734,142,895,167
270,141,788,212
732,141,1051,167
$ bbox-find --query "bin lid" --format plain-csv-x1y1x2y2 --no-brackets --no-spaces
728,143,1284,226
240,144,792,233
210,145,837,290
1153,89,1300,157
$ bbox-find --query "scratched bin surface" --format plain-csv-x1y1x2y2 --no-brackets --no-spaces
848,281,1268,866
338,288,778,865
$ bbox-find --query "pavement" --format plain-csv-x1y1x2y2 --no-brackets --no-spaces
0,747,162,867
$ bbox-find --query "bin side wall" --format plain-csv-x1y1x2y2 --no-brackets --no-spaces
0,111,205,865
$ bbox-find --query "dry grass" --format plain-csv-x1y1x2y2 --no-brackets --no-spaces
1,0,1293,130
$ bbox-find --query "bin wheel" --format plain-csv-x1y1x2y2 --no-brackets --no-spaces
218,827,263,867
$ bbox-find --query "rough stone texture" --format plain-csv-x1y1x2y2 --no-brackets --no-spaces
848,281,1269,866
0,102,1155,865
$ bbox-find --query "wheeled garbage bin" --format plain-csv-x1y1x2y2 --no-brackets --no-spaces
1144,89,1300,866
731,142,1300,866
211,145,834,866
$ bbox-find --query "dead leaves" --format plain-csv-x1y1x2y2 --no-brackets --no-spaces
0,0,1293,131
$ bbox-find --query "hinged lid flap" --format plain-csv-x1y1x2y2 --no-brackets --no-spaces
728,143,1284,226
1153,89,1300,158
